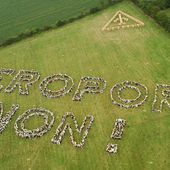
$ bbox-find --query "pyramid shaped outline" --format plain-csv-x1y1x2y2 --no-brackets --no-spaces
102,10,144,31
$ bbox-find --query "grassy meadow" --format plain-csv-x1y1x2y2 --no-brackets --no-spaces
0,1,170,170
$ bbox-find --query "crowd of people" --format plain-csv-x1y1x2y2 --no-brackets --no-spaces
110,81,148,109
106,144,118,154
5,70,40,95
104,21,143,31
51,112,94,148
0,68,15,90
106,118,126,154
39,73,74,98
73,76,107,101
152,84,170,112
118,85,141,103
0,68,15,75
0,103,19,134
14,108,54,138
111,118,126,139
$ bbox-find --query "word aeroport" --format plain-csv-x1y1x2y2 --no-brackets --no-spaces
0,68,170,112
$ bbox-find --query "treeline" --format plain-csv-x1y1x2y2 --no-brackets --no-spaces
131,0,170,32
0,0,122,48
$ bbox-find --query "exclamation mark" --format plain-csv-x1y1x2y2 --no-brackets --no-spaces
106,118,126,154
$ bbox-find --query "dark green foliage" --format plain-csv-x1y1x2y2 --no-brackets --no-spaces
56,20,66,27
90,7,100,14
131,0,170,32
0,0,110,46
156,9,170,32
0,0,122,47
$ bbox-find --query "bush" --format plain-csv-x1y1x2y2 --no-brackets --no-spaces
89,7,100,14
131,0,170,32
156,9,170,32
56,20,66,27
43,26,52,31
137,0,169,10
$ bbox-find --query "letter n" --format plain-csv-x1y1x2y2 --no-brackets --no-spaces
51,113,94,148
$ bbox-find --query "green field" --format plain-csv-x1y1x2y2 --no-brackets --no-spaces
0,0,110,45
0,1,170,170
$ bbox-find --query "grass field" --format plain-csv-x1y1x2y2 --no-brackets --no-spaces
0,1,170,170
0,0,110,45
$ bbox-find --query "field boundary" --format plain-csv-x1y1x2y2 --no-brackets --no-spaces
0,1,122,48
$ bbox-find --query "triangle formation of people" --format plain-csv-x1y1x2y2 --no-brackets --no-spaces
102,10,144,31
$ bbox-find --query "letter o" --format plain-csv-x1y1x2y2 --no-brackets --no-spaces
110,81,148,109
39,74,74,98
14,108,54,138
